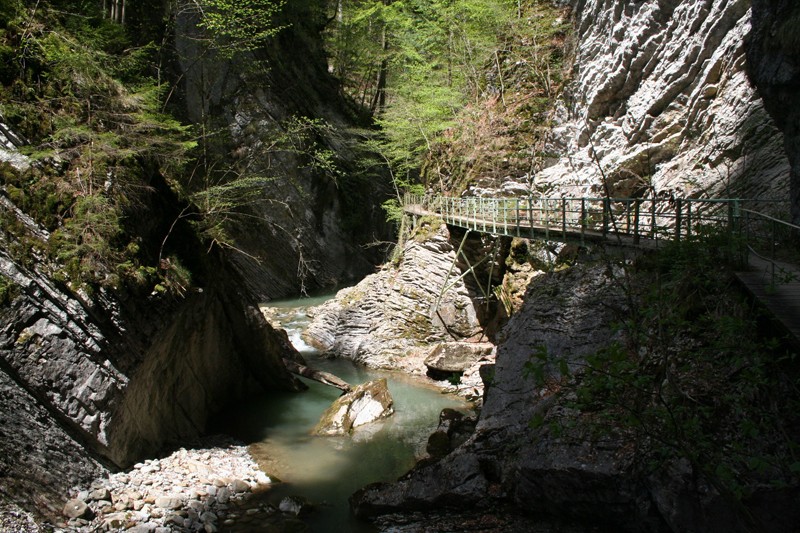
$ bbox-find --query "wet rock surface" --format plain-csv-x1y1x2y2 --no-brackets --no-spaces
314,378,395,436
349,263,657,529
305,221,493,399
423,342,493,374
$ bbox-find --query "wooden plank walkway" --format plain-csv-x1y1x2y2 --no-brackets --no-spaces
735,256,800,344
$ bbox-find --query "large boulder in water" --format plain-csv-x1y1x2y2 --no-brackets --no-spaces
313,379,394,436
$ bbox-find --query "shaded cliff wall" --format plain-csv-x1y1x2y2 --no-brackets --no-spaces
538,0,789,209
746,0,800,222
0,212,302,517
175,1,392,300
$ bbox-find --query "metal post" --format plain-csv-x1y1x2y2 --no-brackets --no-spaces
626,199,631,234
503,199,508,235
581,198,586,246
545,200,550,241
633,199,641,245
603,198,610,236
516,199,520,237
675,198,682,241
651,198,656,238
529,196,534,239
562,198,567,240
686,201,692,240
493,198,497,234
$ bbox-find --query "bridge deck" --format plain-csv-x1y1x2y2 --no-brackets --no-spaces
736,257,800,346
405,203,663,249
405,196,800,348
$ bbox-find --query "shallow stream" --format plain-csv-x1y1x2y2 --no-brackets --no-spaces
217,293,470,531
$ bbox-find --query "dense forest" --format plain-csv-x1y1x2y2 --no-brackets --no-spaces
0,0,567,297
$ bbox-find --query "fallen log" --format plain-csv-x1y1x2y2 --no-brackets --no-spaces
282,358,351,392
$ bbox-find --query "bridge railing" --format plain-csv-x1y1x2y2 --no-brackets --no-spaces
404,193,751,243
404,193,798,286
738,208,800,283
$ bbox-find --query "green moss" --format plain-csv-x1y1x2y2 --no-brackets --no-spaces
0,274,18,307
411,215,444,242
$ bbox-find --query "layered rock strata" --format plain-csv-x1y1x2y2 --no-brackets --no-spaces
0,234,302,519
533,0,789,210
305,219,491,396
351,262,798,532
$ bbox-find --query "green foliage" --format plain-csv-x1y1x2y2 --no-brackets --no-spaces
0,1,194,293
0,274,19,307
524,229,800,501
198,0,287,56
327,0,517,186
49,195,122,285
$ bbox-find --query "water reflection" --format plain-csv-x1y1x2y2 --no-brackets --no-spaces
214,297,470,531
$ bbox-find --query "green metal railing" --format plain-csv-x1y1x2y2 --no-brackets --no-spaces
404,194,799,285
739,208,800,285
404,194,749,244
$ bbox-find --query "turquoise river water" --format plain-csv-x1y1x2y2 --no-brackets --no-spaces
217,293,470,531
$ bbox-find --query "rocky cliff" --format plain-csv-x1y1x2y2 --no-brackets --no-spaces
534,0,790,209
175,2,392,300
0,193,303,518
0,0,386,522
352,255,800,532
305,219,487,383
746,0,800,222
345,1,800,531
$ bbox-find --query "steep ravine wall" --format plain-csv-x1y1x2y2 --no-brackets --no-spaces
535,0,790,208
349,1,800,531
175,2,392,300
0,3,385,518
746,0,800,222
0,236,302,517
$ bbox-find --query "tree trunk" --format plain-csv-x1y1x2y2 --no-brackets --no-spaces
282,358,351,392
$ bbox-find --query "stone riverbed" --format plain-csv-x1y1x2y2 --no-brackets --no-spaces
52,436,310,532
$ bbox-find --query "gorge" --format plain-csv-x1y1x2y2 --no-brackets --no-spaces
1,0,799,532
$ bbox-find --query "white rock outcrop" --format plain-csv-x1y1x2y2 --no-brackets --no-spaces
313,378,394,436
305,220,484,374
533,0,789,208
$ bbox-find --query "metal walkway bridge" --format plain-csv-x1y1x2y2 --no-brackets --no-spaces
403,193,800,344
405,194,755,247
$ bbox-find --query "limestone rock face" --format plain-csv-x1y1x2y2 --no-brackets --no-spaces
305,222,484,373
313,378,394,436
350,265,630,525
354,263,785,531
532,0,789,208
746,0,800,221
423,342,494,374
0,118,29,171
0,215,301,520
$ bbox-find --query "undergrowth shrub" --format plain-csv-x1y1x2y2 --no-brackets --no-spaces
525,228,800,504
